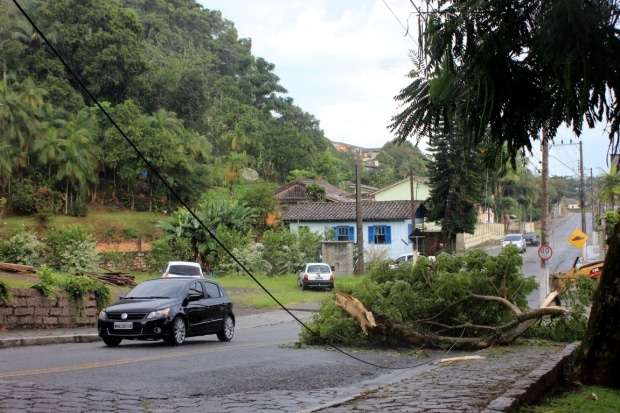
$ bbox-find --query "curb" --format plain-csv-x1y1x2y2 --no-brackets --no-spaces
482,342,580,412
0,334,100,349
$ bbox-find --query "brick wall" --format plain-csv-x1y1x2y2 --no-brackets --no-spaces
0,288,97,329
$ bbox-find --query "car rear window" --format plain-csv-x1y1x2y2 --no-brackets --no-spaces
307,265,331,273
169,265,201,276
505,235,522,241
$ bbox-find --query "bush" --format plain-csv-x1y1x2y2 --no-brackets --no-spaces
604,210,620,238
45,226,99,274
301,248,537,346
33,266,110,309
526,277,596,342
0,279,9,303
146,237,193,273
0,230,44,266
217,243,272,275
10,181,37,215
262,227,322,275
68,196,88,217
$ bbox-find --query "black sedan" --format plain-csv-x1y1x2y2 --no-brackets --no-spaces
524,233,541,247
98,277,235,347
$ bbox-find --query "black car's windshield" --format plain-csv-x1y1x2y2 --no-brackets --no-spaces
125,279,188,299
169,265,201,276
307,265,331,273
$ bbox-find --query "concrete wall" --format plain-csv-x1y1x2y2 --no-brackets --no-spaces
455,223,505,252
374,180,430,202
290,220,421,260
0,289,97,330
321,241,354,275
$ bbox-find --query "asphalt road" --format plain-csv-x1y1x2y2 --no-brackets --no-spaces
0,314,425,411
486,212,595,308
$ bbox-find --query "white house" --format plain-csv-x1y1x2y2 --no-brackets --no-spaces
281,200,425,260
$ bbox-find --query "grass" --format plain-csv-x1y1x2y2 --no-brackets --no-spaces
0,209,165,241
212,273,368,310
0,268,369,310
522,386,620,413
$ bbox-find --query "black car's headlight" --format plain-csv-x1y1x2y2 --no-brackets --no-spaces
98,310,107,320
146,308,170,320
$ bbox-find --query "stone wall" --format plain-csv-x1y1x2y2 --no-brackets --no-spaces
0,288,97,330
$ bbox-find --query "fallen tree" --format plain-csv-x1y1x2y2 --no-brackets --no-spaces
335,291,567,350
301,248,570,349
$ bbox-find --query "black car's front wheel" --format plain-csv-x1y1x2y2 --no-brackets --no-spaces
164,316,186,346
217,315,235,342
101,335,122,347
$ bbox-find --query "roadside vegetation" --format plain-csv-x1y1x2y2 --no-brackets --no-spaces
521,386,620,413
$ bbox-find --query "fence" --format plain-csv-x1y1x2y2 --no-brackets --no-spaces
455,223,505,252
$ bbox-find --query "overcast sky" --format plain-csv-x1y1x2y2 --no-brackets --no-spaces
202,0,613,177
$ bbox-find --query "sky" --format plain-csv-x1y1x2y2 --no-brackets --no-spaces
202,0,614,177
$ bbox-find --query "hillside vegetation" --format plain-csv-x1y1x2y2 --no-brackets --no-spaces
0,0,428,220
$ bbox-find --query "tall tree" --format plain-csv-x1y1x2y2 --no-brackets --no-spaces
391,0,620,387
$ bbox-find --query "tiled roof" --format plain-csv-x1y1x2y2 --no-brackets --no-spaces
275,179,352,203
282,200,420,222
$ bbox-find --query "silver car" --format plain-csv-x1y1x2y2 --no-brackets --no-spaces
298,263,334,290
502,234,526,253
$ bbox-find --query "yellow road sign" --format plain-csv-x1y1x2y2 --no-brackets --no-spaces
568,228,588,249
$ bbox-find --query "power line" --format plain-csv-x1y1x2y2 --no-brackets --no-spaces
10,0,431,371
381,0,417,44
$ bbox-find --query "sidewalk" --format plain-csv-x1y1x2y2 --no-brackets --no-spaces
0,308,315,349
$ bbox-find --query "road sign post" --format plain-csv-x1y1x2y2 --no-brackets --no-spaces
537,245,553,307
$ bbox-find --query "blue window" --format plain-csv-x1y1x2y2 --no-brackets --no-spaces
333,225,355,241
368,225,391,244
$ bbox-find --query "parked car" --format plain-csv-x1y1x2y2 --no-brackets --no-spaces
389,253,414,269
298,263,334,290
524,233,541,246
502,233,526,253
162,261,204,278
98,278,234,347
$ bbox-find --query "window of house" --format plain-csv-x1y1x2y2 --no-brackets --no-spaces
334,225,354,241
368,225,391,244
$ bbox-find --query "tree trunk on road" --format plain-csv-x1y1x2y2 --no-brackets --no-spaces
580,221,620,387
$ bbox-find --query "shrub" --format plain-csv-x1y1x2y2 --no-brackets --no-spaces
68,196,88,217
10,181,37,215
45,226,99,274
217,243,273,275
262,227,322,275
526,277,596,342
604,210,620,238
0,230,44,266
146,237,193,273
301,248,537,346
34,266,110,309
0,279,9,303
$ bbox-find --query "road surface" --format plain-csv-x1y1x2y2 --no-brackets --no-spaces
0,314,425,412
486,212,597,308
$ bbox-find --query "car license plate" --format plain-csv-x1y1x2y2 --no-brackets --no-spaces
114,322,133,330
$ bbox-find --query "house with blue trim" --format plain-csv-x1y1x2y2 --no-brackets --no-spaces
281,200,425,260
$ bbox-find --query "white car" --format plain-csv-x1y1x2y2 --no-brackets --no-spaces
502,234,526,253
389,253,414,269
298,263,334,290
162,261,204,278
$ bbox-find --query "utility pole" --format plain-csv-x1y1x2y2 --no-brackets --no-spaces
579,141,587,233
409,170,417,256
590,168,596,243
355,157,364,274
541,130,549,250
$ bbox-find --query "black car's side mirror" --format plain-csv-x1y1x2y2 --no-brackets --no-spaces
187,293,202,302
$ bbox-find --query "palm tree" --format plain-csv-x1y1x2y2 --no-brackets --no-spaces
599,165,620,210
55,116,97,214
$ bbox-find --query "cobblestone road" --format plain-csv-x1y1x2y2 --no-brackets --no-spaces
0,344,562,412
320,345,563,413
